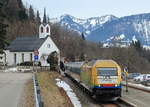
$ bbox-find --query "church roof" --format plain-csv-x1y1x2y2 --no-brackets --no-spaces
6,36,47,52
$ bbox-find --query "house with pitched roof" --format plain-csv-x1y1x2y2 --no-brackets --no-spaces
4,10,60,66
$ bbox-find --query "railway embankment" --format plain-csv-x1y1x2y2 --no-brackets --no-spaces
36,71,74,107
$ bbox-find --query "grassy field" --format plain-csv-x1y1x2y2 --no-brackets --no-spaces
37,71,73,107
20,79,35,107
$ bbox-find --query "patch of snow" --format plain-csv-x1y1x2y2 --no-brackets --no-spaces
67,25,71,29
4,67,18,72
143,45,150,50
90,19,96,26
110,36,114,40
128,82,150,89
106,34,125,42
85,30,91,35
122,81,150,90
19,68,32,72
120,34,125,39
103,43,110,47
115,34,125,40
56,79,81,107
133,20,150,43
132,35,138,43
55,78,61,81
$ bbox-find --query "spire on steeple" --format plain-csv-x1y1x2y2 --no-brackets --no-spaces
39,8,51,38
43,8,47,23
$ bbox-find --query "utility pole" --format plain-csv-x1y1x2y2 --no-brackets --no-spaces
34,50,39,72
126,46,129,92
124,67,128,92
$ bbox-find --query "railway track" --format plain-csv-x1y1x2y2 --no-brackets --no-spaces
63,72,135,107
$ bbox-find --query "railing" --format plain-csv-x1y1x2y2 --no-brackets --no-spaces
33,74,44,107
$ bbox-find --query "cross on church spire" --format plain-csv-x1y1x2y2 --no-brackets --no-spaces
43,8,47,23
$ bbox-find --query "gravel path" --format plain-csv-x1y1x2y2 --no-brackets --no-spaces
0,72,32,107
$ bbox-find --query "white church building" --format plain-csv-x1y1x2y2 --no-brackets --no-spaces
4,10,60,66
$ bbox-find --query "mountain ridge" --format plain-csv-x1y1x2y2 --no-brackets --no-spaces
50,13,150,46
50,14,118,36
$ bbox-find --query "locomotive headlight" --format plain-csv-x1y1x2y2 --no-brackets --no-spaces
115,84,118,87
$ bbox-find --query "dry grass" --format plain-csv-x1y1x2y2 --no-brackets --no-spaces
20,79,35,107
37,71,73,107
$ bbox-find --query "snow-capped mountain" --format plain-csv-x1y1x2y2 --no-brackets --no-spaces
87,13,150,46
50,13,150,46
50,14,118,37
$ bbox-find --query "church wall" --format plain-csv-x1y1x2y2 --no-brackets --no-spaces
5,51,33,66
38,37,60,66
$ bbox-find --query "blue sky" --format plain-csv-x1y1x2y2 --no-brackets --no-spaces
23,0,150,19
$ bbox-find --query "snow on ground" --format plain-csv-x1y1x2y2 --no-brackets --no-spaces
132,35,138,43
90,19,96,26
103,43,109,47
122,81,150,90
119,34,125,39
3,67,32,72
85,30,91,35
56,78,82,107
115,34,125,40
143,45,150,50
128,82,150,89
4,67,18,72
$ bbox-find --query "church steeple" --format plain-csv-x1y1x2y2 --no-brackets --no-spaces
43,8,47,23
39,8,51,39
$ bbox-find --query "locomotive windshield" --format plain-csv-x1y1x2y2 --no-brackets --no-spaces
97,68,118,76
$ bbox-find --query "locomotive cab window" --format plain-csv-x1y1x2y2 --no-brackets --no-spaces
97,68,118,76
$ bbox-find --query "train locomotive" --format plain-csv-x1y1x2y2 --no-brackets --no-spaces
65,60,122,101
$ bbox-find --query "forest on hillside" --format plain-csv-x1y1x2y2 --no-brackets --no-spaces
0,0,150,73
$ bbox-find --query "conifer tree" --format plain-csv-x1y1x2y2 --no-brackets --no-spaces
0,1,8,52
81,32,85,40
29,5,35,21
79,53,85,61
18,0,28,21
5,0,19,20
18,9,28,21
17,0,23,8
36,10,41,23
131,40,142,52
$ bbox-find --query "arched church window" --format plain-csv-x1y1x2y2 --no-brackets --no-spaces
46,27,49,33
41,27,44,33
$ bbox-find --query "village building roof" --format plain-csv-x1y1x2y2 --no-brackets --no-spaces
6,36,48,52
